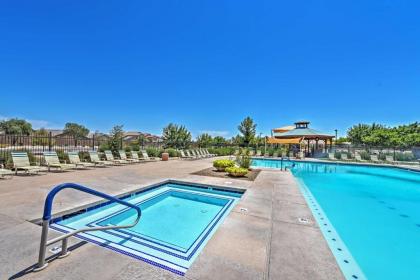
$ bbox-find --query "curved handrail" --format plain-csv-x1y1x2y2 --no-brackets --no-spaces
35,182,142,271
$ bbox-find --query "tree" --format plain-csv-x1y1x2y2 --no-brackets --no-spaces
0,118,33,135
196,133,213,148
63,122,90,146
238,117,256,147
162,123,192,149
231,135,244,146
108,125,124,152
213,136,227,147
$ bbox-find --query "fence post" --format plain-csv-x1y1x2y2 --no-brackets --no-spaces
92,134,95,150
48,132,52,151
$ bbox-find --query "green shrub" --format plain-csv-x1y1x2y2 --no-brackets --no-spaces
56,150,69,163
208,147,236,156
146,147,162,157
213,159,235,171
98,143,110,152
165,148,179,157
226,166,248,177
124,146,132,152
236,154,252,169
79,151,90,162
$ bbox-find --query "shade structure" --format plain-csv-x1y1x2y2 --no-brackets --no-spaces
272,125,295,133
266,137,302,144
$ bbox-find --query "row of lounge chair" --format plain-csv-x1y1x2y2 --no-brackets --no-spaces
328,153,419,165
179,149,216,160
1,150,159,177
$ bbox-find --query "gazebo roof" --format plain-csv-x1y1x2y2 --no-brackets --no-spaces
272,125,295,133
273,121,334,139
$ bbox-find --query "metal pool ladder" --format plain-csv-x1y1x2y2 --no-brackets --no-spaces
34,182,142,271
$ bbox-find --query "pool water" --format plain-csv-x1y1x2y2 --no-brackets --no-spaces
51,182,242,275
252,159,420,280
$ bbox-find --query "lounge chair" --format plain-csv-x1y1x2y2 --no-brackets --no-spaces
104,150,129,165
256,150,262,157
68,152,96,168
272,152,279,158
43,151,76,171
184,150,195,159
11,152,47,174
385,155,395,164
249,150,255,156
141,150,158,161
88,151,114,166
119,150,139,163
190,150,202,158
289,152,294,158
205,149,217,157
179,150,194,160
328,153,336,160
264,152,269,157
199,149,211,158
370,155,381,163
341,153,349,161
202,149,214,157
282,152,287,158
0,165,13,179
354,154,367,162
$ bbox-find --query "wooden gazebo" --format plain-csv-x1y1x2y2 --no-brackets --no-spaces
267,121,334,156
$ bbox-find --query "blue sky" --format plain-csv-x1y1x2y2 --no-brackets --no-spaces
1,0,419,138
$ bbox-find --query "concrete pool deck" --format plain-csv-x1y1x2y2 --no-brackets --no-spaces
0,157,343,280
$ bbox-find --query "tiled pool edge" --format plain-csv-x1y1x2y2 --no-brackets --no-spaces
30,179,246,225
294,177,367,280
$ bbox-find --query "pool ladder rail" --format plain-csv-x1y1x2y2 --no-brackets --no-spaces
34,182,142,271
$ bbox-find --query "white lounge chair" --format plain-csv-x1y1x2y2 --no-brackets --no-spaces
354,154,367,162
104,150,129,165
370,155,381,163
328,153,336,160
205,149,217,157
11,152,47,174
68,152,96,168
385,155,395,164
141,150,158,161
88,151,114,166
0,165,13,179
43,151,77,171
341,153,349,161
119,150,139,163
180,150,194,160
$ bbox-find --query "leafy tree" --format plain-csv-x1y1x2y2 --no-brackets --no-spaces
238,117,256,147
0,118,33,135
213,136,227,147
196,133,213,148
63,122,90,146
108,125,124,152
231,135,244,146
347,122,420,148
162,123,192,149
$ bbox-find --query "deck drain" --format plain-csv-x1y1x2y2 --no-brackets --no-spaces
200,210,208,213
298,217,310,224
224,181,232,184
49,246,62,254
240,207,248,212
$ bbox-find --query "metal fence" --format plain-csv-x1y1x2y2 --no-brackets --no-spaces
0,134,163,166
332,144,420,160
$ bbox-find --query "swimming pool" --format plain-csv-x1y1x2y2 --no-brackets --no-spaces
50,181,243,275
252,158,420,280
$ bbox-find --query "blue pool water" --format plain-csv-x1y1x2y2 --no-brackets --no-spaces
51,182,243,275
252,159,420,280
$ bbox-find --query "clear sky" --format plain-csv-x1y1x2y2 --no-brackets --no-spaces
1,0,419,138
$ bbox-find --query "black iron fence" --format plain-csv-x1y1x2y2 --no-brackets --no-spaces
0,134,163,166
